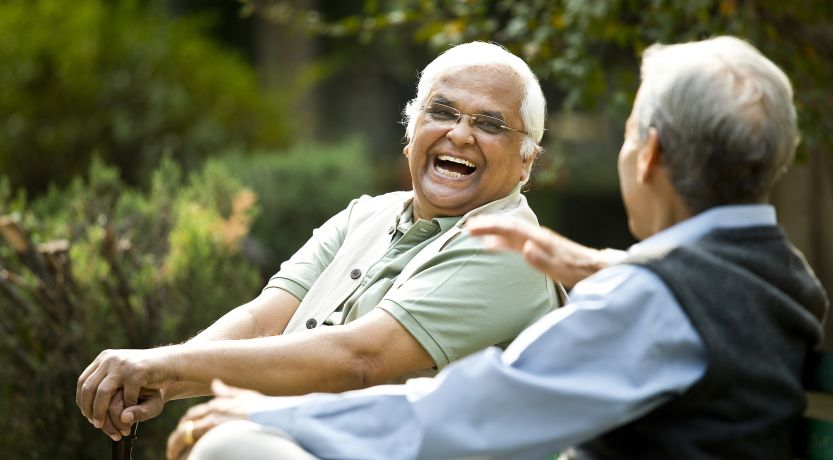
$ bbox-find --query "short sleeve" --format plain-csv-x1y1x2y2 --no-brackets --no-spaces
378,233,557,368
263,200,355,300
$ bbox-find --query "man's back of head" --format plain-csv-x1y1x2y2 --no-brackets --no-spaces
634,36,797,213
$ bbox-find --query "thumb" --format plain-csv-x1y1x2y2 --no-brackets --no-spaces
522,242,555,276
211,379,242,397
121,397,164,424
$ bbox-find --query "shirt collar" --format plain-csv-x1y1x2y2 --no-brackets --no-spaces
454,182,524,228
397,203,461,234
398,181,525,233
628,204,777,255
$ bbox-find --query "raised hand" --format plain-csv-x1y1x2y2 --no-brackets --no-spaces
467,216,610,287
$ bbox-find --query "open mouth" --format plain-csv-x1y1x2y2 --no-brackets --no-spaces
434,154,476,178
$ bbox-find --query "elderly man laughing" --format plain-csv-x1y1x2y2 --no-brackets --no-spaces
77,41,564,444
168,36,826,460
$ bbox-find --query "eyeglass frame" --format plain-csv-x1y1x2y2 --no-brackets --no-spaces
420,102,529,137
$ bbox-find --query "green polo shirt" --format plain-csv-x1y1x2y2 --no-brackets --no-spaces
265,202,558,369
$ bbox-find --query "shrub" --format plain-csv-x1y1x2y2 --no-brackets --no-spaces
215,138,385,274
0,158,263,458
0,139,384,458
0,0,293,195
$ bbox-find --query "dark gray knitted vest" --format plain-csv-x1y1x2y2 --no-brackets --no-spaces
574,226,828,460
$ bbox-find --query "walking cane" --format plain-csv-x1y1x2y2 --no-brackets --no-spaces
112,423,139,460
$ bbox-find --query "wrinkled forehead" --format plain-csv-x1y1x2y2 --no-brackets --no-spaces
429,64,524,113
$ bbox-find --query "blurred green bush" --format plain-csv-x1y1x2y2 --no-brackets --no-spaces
0,157,263,458
0,0,293,195
215,138,384,273
0,138,381,458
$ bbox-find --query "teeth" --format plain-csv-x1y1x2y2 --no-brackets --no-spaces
438,154,475,168
437,169,465,178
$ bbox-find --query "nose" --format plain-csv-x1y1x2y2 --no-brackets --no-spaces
445,114,476,145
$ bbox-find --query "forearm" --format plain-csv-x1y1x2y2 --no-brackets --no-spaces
162,289,302,400
166,330,370,397
164,308,430,400
162,309,260,400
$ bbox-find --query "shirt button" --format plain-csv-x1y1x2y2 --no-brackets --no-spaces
350,269,361,279
305,318,317,329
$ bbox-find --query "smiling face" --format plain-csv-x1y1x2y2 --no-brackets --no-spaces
404,66,530,220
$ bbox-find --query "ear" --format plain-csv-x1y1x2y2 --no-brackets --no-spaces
637,127,662,183
519,147,537,181
403,144,410,158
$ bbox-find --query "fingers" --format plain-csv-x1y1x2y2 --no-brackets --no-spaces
100,412,126,442
76,360,99,414
78,362,111,426
166,418,189,460
467,217,543,252
183,399,214,420
121,390,165,425
211,379,236,397
123,378,141,408
522,241,555,273
167,411,212,460
211,379,260,398
108,390,133,437
91,375,120,429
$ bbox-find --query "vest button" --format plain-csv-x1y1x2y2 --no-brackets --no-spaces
305,318,317,329
387,226,395,234
350,269,361,280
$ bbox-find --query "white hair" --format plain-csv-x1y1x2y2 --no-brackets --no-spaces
635,36,798,211
403,42,546,162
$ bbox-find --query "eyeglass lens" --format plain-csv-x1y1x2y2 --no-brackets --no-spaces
423,103,510,136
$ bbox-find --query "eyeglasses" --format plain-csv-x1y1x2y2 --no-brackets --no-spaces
421,102,528,137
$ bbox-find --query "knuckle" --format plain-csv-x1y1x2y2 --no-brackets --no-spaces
81,382,96,394
97,380,115,393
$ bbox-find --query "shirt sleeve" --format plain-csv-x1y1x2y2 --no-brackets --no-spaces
377,233,557,368
248,264,707,460
262,200,355,300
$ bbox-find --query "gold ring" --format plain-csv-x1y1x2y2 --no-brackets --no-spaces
184,420,195,446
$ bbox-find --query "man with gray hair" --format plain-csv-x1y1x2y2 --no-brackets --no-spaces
168,36,827,460
77,41,562,444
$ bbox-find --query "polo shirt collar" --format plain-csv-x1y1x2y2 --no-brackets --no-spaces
397,181,525,233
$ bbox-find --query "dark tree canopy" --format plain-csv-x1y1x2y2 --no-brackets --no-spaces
246,0,833,160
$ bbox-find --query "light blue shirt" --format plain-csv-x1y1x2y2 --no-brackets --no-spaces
249,205,778,460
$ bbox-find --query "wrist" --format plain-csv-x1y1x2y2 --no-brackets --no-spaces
564,245,610,286
157,343,215,399
147,344,186,390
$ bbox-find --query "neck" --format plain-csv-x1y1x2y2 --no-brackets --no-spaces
637,181,694,239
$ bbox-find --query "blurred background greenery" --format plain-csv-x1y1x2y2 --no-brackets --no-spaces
0,0,830,457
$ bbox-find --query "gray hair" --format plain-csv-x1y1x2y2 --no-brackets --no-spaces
403,42,546,162
636,36,798,212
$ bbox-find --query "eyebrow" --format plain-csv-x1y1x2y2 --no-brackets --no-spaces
429,95,507,122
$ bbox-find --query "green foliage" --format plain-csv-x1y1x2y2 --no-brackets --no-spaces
0,138,380,457
0,158,263,458
248,0,833,158
0,0,293,195
216,138,384,272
